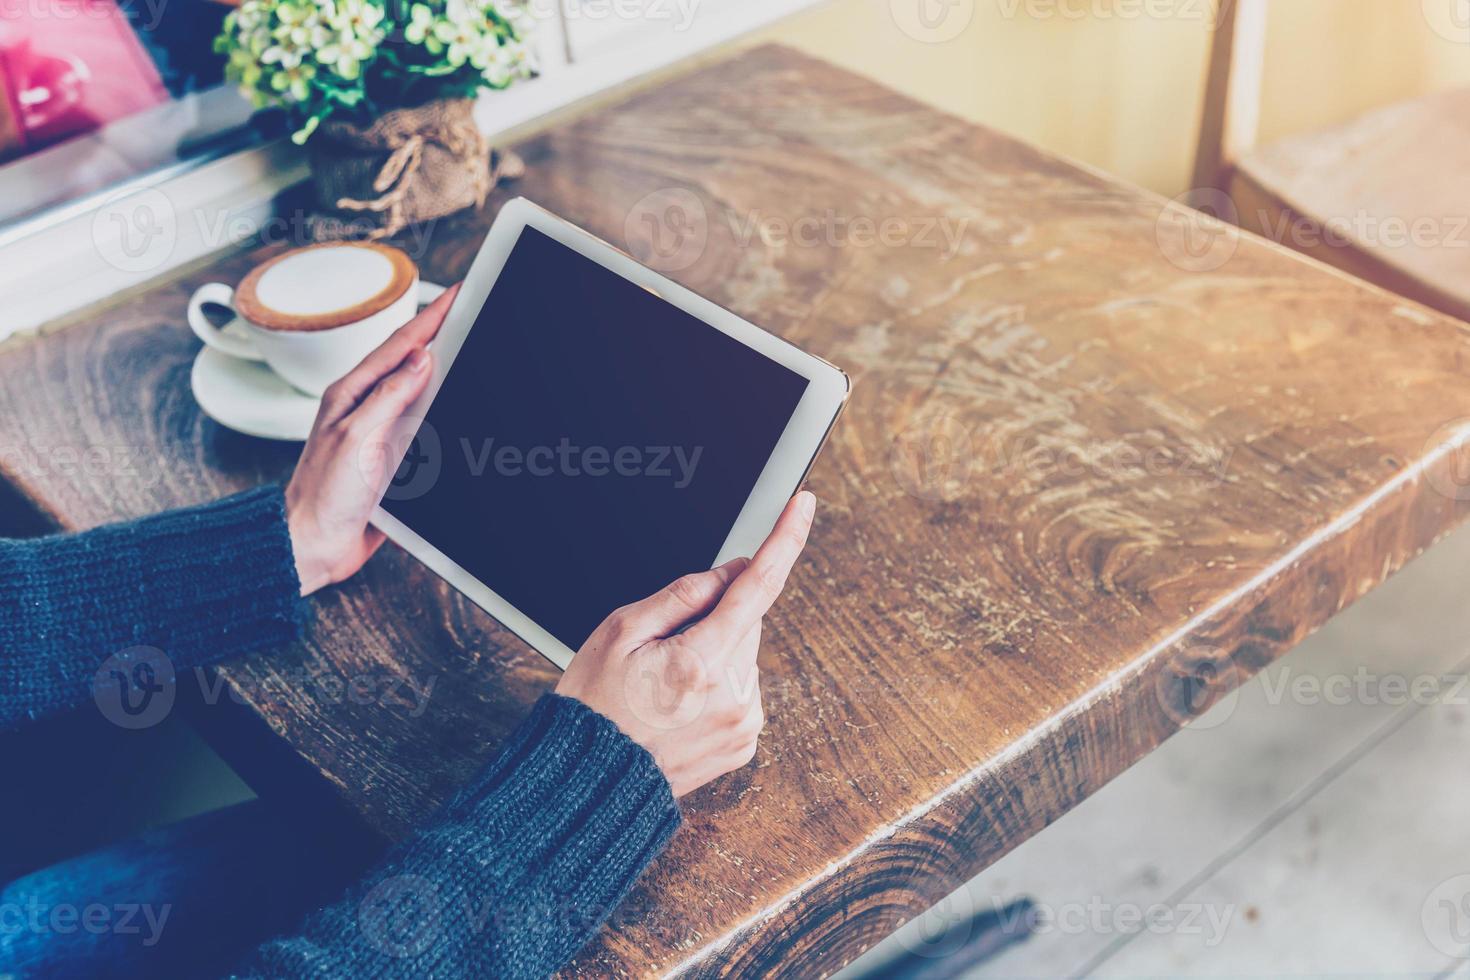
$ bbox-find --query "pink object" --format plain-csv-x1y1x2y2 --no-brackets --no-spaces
0,0,168,156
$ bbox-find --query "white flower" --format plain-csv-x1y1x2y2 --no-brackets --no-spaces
261,44,304,69
404,3,436,43
218,0,535,144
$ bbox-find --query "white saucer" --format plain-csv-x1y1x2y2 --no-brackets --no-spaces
191,281,446,442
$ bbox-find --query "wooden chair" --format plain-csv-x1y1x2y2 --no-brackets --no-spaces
1193,0,1470,322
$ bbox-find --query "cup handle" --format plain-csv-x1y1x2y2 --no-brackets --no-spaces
187,283,264,361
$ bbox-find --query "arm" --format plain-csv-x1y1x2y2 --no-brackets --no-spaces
0,281,467,733
0,484,304,731
222,286,810,977
234,693,680,979
232,487,813,979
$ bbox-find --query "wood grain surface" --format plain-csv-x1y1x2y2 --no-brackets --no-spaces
4,45,1470,977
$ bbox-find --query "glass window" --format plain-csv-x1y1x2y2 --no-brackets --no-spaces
0,0,279,230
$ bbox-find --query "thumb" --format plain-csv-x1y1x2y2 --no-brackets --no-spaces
620,558,750,642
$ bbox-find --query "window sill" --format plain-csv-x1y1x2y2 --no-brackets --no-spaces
0,0,821,340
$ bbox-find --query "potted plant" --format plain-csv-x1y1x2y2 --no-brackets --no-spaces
216,0,534,239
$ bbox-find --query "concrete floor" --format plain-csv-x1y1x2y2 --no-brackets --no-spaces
845,522,1470,978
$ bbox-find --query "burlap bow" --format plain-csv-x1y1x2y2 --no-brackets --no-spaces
307,98,521,241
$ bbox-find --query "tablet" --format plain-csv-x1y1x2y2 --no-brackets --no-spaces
370,198,849,669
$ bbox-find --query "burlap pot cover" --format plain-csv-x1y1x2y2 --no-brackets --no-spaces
306,97,522,241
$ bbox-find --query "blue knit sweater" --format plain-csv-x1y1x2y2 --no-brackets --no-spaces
0,485,682,979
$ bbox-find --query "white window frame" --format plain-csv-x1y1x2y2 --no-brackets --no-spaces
0,0,823,340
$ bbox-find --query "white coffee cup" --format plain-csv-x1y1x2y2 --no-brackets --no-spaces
187,242,420,397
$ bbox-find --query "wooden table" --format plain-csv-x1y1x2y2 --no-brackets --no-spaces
4,44,1470,977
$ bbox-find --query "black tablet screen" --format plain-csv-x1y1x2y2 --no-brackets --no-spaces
381,226,810,650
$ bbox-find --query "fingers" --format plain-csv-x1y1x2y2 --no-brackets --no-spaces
319,282,461,422
609,557,749,645
686,491,815,650
399,281,460,345
343,347,433,438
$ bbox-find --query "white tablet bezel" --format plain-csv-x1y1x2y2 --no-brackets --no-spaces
369,197,850,670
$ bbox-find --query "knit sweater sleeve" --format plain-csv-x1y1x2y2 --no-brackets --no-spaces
0,485,305,731
234,692,683,980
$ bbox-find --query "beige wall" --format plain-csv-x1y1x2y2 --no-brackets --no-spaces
754,0,1470,195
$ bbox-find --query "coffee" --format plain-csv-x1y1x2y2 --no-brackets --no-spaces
187,242,421,396
234,242,417,332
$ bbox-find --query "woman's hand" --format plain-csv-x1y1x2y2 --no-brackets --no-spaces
555,491,815,797
285,284,460,596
